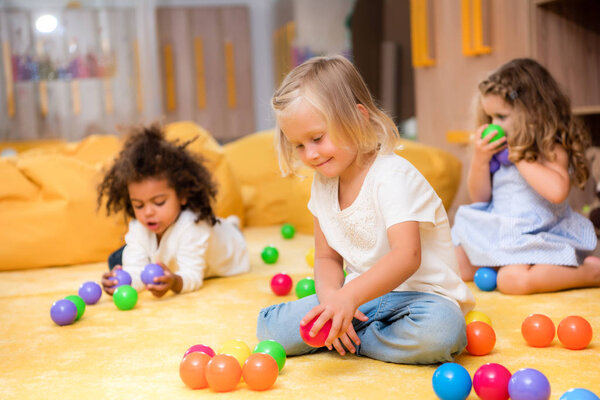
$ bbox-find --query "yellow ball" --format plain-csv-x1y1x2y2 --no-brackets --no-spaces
465,310,492,326
305,247,315,268
218,339,251,367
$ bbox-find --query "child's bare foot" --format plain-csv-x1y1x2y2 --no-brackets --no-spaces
581,256,600,286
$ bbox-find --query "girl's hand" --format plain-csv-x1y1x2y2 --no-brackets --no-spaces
101,266,120,295
146,263,182,297
472,124,508,165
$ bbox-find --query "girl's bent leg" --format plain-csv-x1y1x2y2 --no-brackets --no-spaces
455,246,478,281
356,292,467,364
256,294,322,356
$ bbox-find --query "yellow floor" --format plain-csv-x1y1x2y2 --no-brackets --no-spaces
1,226,598,399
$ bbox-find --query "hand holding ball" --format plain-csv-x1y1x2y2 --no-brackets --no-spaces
141,263,165,285
300,315,332,348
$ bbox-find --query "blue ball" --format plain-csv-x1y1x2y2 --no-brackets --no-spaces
50,298,78,326
141,263,164,285
560,388,600,400
508,368,551,400
78,281,102,305
474,267,498,291
432,362,472,400
112,269,132,287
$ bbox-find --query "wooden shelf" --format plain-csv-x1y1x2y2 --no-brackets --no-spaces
573,105,600,116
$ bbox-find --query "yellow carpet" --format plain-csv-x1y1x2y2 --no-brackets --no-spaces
1,226,598,399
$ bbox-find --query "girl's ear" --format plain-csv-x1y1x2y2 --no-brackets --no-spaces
356,104,369,120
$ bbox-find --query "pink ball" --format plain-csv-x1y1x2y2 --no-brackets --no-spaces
473,363,512,400
183,344,215,359
270,273,293,296
299,315,332,348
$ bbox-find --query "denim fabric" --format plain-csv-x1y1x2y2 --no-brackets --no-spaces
107,245,125,271
256,291,467,364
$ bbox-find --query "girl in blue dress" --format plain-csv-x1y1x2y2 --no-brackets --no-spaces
452,58,600,294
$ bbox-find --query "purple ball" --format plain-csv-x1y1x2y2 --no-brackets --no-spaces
78,281,102,305
489,156,500,174
112,269,132,287
508,368,551,400
141,263,165,285
50,298,78,326
496,148,511,165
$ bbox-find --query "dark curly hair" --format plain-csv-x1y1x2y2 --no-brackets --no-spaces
97,124,218,225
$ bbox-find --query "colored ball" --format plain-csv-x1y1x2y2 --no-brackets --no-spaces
305,247,315,268
64,295,86,321
205,354,242,392
496,148,511,165
465,310,492,326
270,273,293,296
521,314,555,347
78,281,102,305
508,368,550,400
490,157,500,174
50,298,78,326
299,315,332,348
432,362,472,400
473,363,512,400
184,344,215,358
482,124,506,143
141,263,165,285
218,339,251,367
242,353,279,391
557,315,593,350
261,246,279,264
474,267,497,291
253,340,286,371
466,321,496,356
560,388,600,400
281,223,295,239
179,352,211,389
111,269,132,287
295,277,316,299
113,284,138,310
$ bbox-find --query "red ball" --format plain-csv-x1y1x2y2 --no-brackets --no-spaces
473,363,512,400
179,352,211,389
183,344,215,358
557,315,593,350
521,314,555,347
270,273,293,296
205,354,242,392
466,321,496,356
242,353,279,391
299,315,332,348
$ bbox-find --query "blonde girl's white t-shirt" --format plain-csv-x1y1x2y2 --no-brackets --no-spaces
307,153,474,314
122,209,250,293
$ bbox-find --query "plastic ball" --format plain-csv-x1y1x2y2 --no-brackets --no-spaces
465,310,492,326
490,157,500,174
557,315,593,350
179,352,211,389
295,277,316,299
218,339,251,367
261,246,279,264
305,247,315,268
281,223,295,239
474,267,497,291
560,388,600,400
521,314,555,347
141,263,164,285
50,298,78,326
111,269,132,287
508,368,550,400
113,284,138,310
205,354,242,392
299,315,332,348
184,344,215,358
78,281,102,305
253,340,286,371
496,148,511,165
270,273,293,296
64,295,86,321
242,353,279,391
466,321,496,356
473,363,512,400
432,362,472,400
482,124,506,143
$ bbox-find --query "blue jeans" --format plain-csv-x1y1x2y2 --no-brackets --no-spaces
256,291,467,364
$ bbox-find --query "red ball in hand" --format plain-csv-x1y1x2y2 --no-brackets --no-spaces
299,315,332,348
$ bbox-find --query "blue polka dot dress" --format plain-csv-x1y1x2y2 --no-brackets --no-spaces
451,164,597,266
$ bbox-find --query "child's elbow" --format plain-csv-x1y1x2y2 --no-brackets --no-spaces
546,187,570,204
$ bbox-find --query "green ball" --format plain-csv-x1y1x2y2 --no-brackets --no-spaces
261,246,279,264
281,223,295,239
295,277,316,299
481,124,506,143
113,285,138,310
253,339,286,371
64,295,86,321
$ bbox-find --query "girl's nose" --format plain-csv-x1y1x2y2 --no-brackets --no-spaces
305,143,319,160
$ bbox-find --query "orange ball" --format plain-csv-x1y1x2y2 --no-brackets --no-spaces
205,354,242,392
179,352,211,389
242,353,279,391
557,315,593,350
466,321,496,356
521,314,555,347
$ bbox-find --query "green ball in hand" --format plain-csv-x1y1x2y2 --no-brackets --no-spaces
481,124,505,143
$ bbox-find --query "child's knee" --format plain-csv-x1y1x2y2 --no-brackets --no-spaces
497,266,531,294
